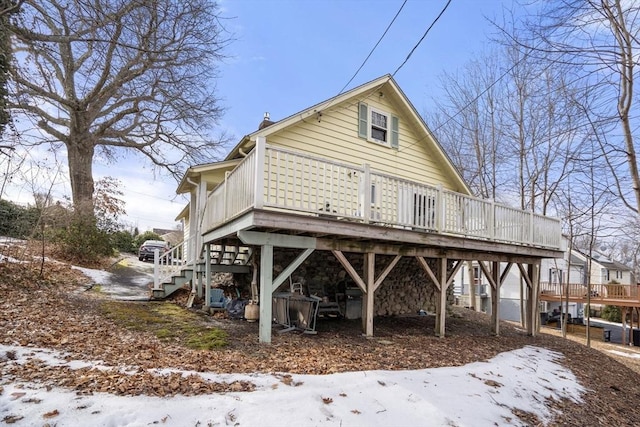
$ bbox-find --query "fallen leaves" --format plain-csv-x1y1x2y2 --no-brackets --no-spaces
2,415,24,424
277,374,303,387
484,379,503,388
43,409,59,419
2,251,640,426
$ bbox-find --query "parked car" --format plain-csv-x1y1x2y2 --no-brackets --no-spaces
138,240,170,262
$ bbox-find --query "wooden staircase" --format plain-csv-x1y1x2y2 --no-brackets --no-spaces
152,243,252,299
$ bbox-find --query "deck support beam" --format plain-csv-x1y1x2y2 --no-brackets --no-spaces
204,244,212,308
331,251,401,337
622,306,628,346
240,233,319,344
486,262,500,335
436,257,448,337
519,263,534,336
271,248,315,293
259,244,274,343
415,257,463,337
479,261,512,336
467,261,476,311
196,261,203,299
363,252,375,336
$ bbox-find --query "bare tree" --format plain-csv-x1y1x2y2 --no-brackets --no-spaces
428,55,506,200
514,0,640,215
7,0,228,217
0,0,24,138
429,42,581,216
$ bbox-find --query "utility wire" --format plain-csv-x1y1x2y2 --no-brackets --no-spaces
392,0,453,77
336,0,408,97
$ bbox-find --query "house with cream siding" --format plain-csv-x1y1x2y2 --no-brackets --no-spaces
156,75,563,343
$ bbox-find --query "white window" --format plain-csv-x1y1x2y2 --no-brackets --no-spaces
358,102,399,148
370,109,388,143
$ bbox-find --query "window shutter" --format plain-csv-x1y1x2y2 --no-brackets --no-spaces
391,115,399,148
358,102,368,138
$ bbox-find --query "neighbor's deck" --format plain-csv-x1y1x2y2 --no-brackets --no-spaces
540,282,640,307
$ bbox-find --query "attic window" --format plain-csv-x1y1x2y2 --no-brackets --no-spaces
371,110,387,142
358,102,399,149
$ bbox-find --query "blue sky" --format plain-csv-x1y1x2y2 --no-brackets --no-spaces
4,0,520,232
128,0,519,231
217,0,515,138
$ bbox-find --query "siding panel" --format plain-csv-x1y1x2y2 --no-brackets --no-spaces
264,94,461,191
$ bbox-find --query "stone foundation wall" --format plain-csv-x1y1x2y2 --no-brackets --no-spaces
269,249,455,317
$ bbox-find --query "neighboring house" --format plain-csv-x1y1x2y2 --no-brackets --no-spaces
153,228,183,248
455,236,639,323
158,75,563,343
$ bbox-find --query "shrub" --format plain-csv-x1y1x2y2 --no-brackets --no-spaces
601,305,621,323
0,199,41,238
110,230,136,253
54,214,114,264
133,231,163,249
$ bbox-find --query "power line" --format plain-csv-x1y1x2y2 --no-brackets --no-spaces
398,15,566,155
392,0,453,77
336,0,408,97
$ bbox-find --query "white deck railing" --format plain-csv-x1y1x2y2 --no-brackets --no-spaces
202,138,562,250
152,238,190,291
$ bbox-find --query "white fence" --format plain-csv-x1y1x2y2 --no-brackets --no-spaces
201,139,562,250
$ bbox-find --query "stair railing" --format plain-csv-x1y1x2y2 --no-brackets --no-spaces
152,238,190,291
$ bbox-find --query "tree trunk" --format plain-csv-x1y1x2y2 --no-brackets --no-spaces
66,140,95,218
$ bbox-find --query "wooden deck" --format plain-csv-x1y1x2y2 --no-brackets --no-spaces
203,209,562,262
194,137,565,343
201,137,562,253
540,282,640,307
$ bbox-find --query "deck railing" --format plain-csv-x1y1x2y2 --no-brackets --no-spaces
540,282,640,302
202,138,562,250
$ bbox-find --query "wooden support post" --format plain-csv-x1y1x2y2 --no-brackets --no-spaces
467,260,476,311
196,261,203,299
525,264,535,336
532,262,541,334
622,306,628,346
490,261,500,336
362,252,375,336
259,244,273,344
436,257,448,338
204,244,211,308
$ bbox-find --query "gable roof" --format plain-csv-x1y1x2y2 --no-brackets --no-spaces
571,249,633,272
224,74,472,195
176,158,242,194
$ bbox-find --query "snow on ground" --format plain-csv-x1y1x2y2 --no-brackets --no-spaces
71,261,152,300
608,349,640,359
0,254,28,263
71,265,114,286
0,345,584,427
